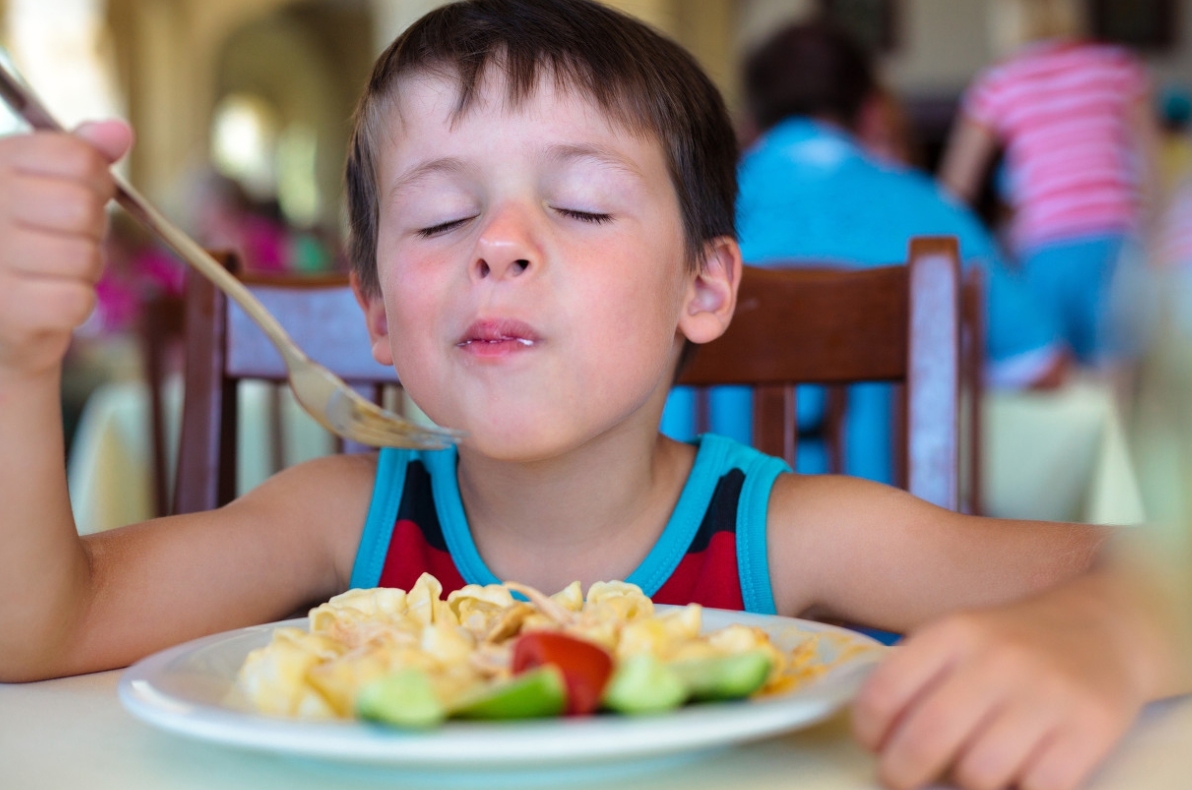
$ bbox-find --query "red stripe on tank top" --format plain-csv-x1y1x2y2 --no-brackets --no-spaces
377,518,468,594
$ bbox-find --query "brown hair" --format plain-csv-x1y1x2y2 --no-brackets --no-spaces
744,19,876,133
345,0,738,296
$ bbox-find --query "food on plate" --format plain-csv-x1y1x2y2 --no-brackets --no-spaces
234,573,853,727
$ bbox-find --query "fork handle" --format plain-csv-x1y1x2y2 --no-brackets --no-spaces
0,61,305,365
111,175,304,362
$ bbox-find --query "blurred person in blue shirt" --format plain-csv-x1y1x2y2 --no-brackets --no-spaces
663,20,1064,485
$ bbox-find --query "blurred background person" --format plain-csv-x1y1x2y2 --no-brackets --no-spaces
664,19,1065,486
940,0,1158,368
187,170,337,277
1156,84,1192,206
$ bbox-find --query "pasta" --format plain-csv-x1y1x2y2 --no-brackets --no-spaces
233,573,856,724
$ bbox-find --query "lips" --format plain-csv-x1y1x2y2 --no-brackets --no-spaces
456,318,540,355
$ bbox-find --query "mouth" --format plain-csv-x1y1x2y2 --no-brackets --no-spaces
456,318,540,356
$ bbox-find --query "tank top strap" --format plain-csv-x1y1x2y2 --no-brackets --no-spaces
725,439,791,614
351,445,493,590
349,447,413,589
628,434,790,612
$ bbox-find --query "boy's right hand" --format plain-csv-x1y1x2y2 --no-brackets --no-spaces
0,120,132,379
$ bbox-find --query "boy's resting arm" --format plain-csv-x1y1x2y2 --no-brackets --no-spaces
768,473,1106,633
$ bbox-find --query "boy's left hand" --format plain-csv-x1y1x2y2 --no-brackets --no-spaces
851,583,1145,790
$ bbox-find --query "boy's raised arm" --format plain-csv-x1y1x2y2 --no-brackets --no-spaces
768,473,1192,790
0,123,132,679
0,126,366,682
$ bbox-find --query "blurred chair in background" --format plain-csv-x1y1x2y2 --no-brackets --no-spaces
138,287,186,518
173,262,399,514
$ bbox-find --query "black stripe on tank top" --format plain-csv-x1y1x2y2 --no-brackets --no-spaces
394,460,448,552
685,468,745,554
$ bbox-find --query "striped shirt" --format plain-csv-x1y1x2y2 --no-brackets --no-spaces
964,41,1148,251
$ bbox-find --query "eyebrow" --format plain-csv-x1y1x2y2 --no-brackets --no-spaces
387,143,646,200
544,143,646,180
387,157,469,199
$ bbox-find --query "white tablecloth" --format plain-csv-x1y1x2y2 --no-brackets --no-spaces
1,669,1188,790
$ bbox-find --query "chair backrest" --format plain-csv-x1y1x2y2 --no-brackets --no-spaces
174,258,397,514
677,236,962,510
174,238,966,514
961,265,985,516
138,290,186,518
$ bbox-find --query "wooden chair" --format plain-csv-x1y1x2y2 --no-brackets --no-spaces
137,291,186,518
173,239,966,514
173,258,398,514
961,265,985,516
678,236,962,510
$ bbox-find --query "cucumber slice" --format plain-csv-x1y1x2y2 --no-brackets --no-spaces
671,651,772,701
452,666,567,720
602,654,688,714
356,667,446,728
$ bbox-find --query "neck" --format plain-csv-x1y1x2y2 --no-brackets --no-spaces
456,420,695,594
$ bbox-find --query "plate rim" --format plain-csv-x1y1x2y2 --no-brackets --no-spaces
118,607,884,767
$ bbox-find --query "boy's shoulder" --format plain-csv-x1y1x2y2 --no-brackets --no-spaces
764,471,944,616
227,451,380,576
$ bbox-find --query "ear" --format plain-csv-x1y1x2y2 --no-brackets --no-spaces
678,236,742,345
350,271,394,366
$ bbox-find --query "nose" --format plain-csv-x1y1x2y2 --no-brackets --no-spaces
471,203,541,282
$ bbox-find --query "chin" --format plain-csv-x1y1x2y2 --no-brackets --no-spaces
448,414,584,463
458,427,567,463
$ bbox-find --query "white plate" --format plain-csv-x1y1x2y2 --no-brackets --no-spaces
119,607,883,770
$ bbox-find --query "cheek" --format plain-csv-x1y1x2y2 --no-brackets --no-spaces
377,252,445,366
586,257,687,360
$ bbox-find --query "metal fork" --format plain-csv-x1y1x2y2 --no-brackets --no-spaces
0,63,462,450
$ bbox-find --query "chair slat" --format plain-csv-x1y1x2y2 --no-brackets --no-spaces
906,238,961,509
225,283,399,383
752,385,796,468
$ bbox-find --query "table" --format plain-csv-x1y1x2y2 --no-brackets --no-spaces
1,671,1188,789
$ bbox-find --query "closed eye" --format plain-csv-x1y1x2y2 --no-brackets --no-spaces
556,208,613,224
417,216,476,238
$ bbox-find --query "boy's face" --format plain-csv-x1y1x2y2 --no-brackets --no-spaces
359,70,733,460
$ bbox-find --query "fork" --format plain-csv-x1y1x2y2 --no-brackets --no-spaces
0,63,462,450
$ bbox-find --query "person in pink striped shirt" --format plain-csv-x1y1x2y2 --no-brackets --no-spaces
940,0,1158,364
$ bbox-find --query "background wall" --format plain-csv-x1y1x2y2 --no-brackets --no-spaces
10,0,1192,231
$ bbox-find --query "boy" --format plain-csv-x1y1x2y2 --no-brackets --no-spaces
0,2,1186,790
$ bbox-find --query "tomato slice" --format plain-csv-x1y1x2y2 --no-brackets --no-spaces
511,632,614,716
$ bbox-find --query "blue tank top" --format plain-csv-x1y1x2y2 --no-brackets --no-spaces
349,433,790,614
